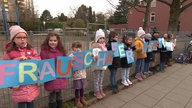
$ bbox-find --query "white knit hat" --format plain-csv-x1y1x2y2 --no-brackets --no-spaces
95,29,105,42
137,27,145,37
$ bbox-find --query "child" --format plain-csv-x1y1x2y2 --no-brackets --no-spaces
134,27,147,81
121,35,136,86
167,33,176,66
106,31,121,93
40,32,67,108
91,29,107,99
144,33,153,75
150,31,160,72
3,25,40,108
69,41,87,108
159,33,168,72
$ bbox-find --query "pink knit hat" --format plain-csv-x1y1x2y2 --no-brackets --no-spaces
9,25,28,40
137,27,145,37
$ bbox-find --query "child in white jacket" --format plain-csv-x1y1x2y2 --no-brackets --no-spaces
91,29,107,99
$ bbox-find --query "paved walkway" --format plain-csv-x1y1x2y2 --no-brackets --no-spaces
88,63,192,108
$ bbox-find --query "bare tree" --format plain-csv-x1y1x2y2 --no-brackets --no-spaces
158,0,192,32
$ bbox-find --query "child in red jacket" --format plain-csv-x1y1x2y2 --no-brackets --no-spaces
3,25,40,108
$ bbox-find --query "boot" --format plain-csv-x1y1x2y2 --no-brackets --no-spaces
140,72,146,79
94,90,103,99
80,97,88,105
111,85,119,94
75,98,83,108
49,102,57,108
100,89,106,97
56,100,62,108
135,73,143,81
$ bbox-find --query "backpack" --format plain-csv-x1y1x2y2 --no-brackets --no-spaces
176,53,188,64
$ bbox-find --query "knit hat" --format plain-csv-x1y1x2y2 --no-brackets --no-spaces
145,33,152,39
137,27,145,37
9,25,28,40
95,29,105,42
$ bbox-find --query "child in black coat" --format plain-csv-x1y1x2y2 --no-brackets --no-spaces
144,33,154,75
120,35,136,86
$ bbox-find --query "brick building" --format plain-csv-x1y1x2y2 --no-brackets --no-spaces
109,0,192,33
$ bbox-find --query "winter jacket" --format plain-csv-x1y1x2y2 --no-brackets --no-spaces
106,40,121,69
40,48,67,91
3,47,40,102
69,53,87,80
134,37,147,59
121,43,136,68
91,42,107,70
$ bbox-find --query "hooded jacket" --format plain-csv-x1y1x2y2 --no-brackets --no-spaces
134,37,147,59
3,47,40,102
40,48,67,91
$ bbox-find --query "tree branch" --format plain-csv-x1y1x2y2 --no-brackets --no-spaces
180,1,192,13
181,0,188,4
157,0,171,6
134,7,145,14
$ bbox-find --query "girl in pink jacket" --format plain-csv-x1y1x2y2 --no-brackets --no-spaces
3,25,40,108
40,32,67,108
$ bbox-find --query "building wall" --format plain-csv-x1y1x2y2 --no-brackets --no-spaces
127,1,192,32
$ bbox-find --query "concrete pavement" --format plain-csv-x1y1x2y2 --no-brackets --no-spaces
88,63,192,108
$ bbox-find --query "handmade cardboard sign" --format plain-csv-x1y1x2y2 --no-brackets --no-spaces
118,43,126,58
142,42,148,54
111,42,119,57
158,38,163,48
96,51,113,68
165,42,174,51
0,60,19,88
72,50,93,71
39,58,56,83
56,56,72,78
126,49,134,64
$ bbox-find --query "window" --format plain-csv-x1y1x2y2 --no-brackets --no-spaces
151,0,156,7
150,12,155,22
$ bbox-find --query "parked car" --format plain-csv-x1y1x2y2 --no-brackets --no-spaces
54,28,63,34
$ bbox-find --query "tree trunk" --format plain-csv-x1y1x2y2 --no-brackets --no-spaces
167,0,180,32
143,3,150,31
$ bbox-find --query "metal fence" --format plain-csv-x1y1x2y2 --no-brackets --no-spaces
0,30,191,108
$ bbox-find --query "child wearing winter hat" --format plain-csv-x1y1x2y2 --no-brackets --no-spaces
134,27,147,81
3,25,40,108
92,29,107,99
144,33,153,75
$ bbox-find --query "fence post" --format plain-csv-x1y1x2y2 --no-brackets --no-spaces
1,4,9,41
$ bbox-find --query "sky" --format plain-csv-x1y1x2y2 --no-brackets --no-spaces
33,0,119,17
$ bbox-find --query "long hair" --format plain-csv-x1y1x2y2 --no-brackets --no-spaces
108,31,117,41
41,32,66,55
121,35,132,43
4,41,33,53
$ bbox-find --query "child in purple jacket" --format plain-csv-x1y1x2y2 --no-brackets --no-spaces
40,32,67,108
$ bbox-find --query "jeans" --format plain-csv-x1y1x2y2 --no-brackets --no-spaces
18,102,34,108
135,59,144,73
121,68,131,81
144,62,150,72
109,68,117,86
159,62,165,71
93,70,104,91
49,91,62,103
